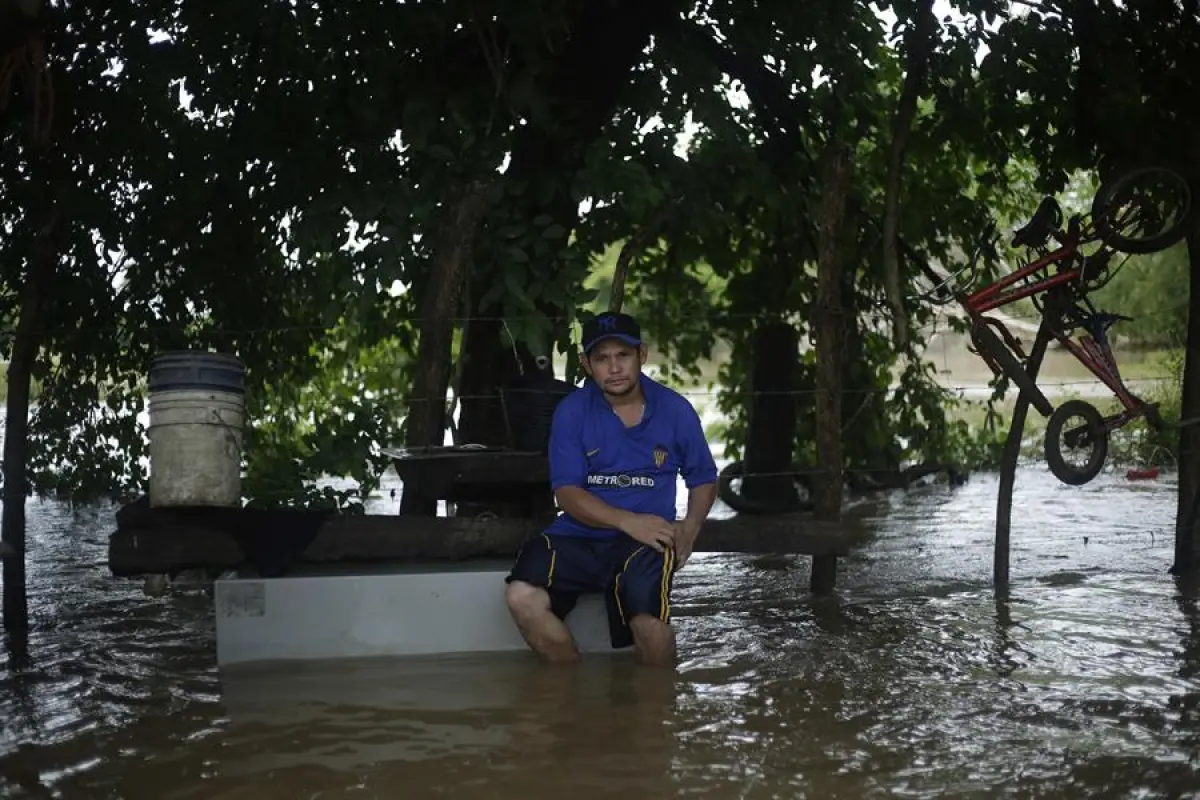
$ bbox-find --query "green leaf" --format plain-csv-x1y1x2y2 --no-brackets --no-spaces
477,281,505,312
504,272,535,310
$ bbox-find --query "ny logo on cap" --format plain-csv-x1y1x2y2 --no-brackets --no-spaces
597,315,617,332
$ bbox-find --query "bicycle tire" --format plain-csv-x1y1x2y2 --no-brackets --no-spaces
1044,399,1110,486
1091,164,1193,255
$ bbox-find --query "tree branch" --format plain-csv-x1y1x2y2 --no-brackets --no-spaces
608,194,685,313
881,0,938,350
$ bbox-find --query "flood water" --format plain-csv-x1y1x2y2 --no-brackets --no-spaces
1,466,1198,798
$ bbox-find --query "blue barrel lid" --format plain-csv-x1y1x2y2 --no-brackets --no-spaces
148,350,246,394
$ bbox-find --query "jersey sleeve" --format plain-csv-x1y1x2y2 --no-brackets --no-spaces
676,399,718,489
548,398,587,491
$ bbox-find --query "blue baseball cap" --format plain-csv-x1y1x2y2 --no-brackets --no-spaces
582,312,642,353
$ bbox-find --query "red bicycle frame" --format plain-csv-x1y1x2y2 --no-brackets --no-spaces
964,227,1084,315
961,222,1153,428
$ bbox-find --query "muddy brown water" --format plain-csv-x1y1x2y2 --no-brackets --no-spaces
0,468,1198,799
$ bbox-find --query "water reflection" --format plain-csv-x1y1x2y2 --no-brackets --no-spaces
0,468,1198,797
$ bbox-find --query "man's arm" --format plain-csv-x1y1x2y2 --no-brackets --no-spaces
682,483,717,529
554,486,634,530
677,400,719,536
547,400,635,531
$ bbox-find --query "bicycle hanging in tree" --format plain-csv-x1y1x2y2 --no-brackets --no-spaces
914,164,1194,486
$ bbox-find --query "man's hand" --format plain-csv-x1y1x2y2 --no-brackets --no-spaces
619,512,676,552
672,519,701,568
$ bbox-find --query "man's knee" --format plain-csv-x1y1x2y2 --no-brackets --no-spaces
506,580,549,618
630,614,676,666
630,614,672,638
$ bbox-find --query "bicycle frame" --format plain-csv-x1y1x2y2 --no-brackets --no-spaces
959,220,1156,429
964,228,1084,316
1047,308,1149,431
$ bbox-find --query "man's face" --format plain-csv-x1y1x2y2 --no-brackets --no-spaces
582,338,647,396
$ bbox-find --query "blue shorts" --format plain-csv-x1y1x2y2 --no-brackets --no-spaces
505,533,677,649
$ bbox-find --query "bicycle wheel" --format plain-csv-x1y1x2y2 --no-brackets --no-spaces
1044,399,1110,486
1091,164,1193,255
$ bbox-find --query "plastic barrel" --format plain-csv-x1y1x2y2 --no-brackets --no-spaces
147,351,247,508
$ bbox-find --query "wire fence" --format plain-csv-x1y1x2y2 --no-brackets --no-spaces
41,454,1187,507
17,297,1184,416
397,378,1178,404
14,425,1196,508
10,297,1194,501
24,290,1194,338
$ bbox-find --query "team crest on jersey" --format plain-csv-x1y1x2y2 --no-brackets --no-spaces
653,445,668,468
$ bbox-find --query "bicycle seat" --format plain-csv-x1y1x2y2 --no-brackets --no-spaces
1011,196,1064,249
1081,310,1133,341
1092,311,1134,326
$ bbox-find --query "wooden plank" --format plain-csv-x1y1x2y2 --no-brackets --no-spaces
106,506,855,577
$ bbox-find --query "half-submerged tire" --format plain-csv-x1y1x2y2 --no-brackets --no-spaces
717,461,814,515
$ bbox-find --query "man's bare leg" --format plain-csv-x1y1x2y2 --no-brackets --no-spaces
505,581,580,663
630,615,676,668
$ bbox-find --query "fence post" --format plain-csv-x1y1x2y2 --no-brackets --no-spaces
994,319,1054,593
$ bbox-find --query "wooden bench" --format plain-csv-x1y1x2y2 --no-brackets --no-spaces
109,488,856,667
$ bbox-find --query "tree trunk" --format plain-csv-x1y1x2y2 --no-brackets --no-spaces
839,257,892,484
995,321,1053,592
455,0,686,450
1174,217,1200,576
742,321,799,508
812,144,852,522
455,319,539,448
880,0,936,350
2,214,56,636
400,180,492,515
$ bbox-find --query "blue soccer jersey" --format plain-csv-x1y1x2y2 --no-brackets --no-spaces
545,375,718,537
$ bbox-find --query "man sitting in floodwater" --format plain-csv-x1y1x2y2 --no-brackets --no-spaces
504,311,718,667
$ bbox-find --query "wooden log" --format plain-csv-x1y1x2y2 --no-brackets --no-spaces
106,506,856,577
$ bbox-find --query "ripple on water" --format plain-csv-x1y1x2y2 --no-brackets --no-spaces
0,469,1198,798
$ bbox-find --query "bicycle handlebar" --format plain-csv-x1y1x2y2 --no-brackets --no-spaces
925,220,997,299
